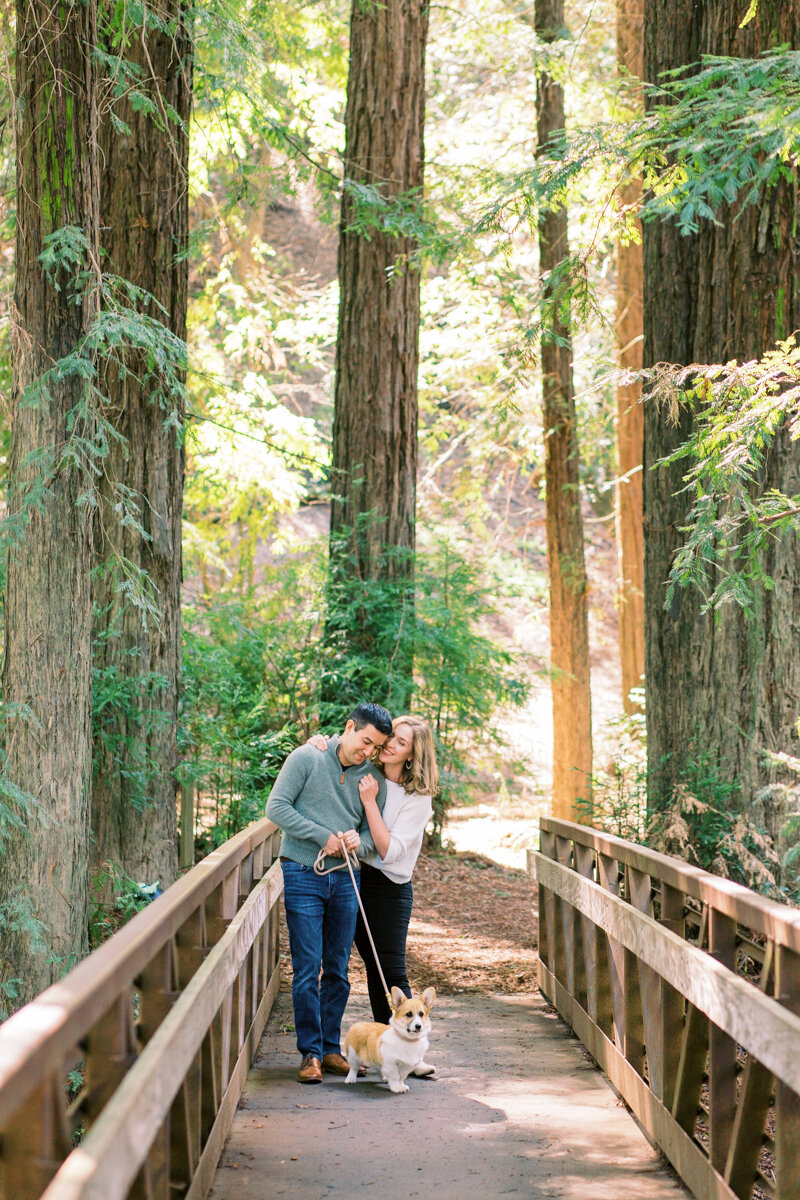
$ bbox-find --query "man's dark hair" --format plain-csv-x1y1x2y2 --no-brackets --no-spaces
348,702,392,736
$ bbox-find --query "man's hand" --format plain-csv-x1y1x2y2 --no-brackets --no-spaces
321,831,360,856
339,829,361,853
321,832,344,857
358,775,379,807
306,734,328,751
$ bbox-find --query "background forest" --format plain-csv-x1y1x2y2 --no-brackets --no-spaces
1,0,800,1012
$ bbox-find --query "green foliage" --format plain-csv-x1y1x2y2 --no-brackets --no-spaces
0,703,53,853
580,700,647,841
2,231,189,620
638,51,800,235
588,705,783,898
37,225,96,289
755,747,800,900
647,781,780,898
324,520,416,717
92,632,170,812
412,539,529,843
646,338,800,615
88,862,161,948
0,890,50,1020
180,535,529,853
323,529,530,843
180,577,318,852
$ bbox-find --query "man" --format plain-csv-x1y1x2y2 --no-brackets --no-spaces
266,701,392,1083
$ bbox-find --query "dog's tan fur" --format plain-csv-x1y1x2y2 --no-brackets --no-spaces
343,985,436,1094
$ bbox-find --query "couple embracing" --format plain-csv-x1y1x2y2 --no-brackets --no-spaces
265,702,439,1084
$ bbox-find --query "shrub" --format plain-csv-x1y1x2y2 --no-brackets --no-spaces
180,534,529,853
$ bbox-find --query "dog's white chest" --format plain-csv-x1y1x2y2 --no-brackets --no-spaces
379,1026,429,1071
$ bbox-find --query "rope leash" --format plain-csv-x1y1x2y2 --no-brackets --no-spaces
313,837,393,1011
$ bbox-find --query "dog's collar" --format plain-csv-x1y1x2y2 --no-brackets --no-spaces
389,1021,428,1042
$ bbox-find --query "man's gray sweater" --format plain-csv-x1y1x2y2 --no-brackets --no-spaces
265,735,386,870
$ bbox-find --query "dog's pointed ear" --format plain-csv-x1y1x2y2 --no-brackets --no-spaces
422,986,436,1011
391,986,407,1010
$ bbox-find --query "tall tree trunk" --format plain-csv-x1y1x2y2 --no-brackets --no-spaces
328,0,428,713
643,0,800,814
92,2,192,888
0,0,100,1004
615,0,645,713
536,0,592,819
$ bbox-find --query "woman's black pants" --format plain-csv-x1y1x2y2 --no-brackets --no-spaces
353,862,413,1024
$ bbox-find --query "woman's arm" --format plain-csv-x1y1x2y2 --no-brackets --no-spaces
376,795,432,866
357,775,392,858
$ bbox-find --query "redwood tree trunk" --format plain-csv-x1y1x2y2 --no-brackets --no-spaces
328,0,428,711
643,0,800,813
615,0,645,713
536,0,592,818
92,3,192,888
0,0,100,1004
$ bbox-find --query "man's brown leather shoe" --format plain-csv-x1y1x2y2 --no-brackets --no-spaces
298,1054,323,1083
321,1052,351,1075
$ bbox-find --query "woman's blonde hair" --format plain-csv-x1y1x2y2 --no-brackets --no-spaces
391,715,439,797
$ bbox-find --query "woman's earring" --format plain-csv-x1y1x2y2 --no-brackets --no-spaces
405,759,412,769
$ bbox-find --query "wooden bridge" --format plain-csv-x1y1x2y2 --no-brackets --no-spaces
1,815,799,1200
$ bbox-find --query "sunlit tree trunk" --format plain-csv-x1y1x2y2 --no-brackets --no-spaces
536,0,592,819
92,1,192,889
328,0,428,713
643,0,800,814
0,0,100,1004
615,0,645,713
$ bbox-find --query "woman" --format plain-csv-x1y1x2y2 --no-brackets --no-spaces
308,715,438,1069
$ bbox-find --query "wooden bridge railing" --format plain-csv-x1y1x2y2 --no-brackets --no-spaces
0,817,283,1200
535,816,800,1200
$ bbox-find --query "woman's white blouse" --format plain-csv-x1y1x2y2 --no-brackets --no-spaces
362,779,432,884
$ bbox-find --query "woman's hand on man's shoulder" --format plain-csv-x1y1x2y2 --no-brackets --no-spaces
306,733,328,751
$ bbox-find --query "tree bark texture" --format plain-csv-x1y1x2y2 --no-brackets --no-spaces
0,0,100,1003
615,0,645,713
328,0,428,708
536,0,593,818
92,2,192,888
643,0,800,811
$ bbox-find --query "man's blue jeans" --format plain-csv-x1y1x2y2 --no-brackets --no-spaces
280,858,360,1059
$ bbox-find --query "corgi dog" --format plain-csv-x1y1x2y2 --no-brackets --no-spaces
343,985,436,1094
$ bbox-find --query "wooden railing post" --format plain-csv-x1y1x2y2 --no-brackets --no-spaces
724,943,775,1198
0,1076,73,1200
775,944,800,1200
574,843,603,1025
621,865,645,1076
707,908,737,1176
658,883,684,1112
555,836,575,996
136,944,174,1200
538,829,555,976
180,782,195,871
671,906,708,1140
84,995,138,1123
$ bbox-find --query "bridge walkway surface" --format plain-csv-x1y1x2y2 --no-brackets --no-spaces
209,991,690,1200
